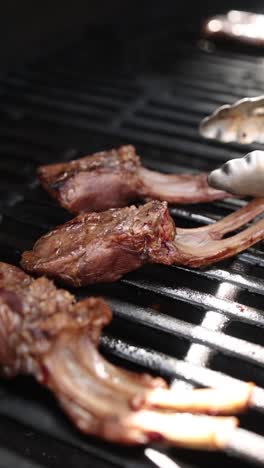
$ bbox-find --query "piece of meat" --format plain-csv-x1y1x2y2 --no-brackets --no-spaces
0,262,254,448
200,96,264,144
21,201,177,285
21,198,264,286
37,145,232,214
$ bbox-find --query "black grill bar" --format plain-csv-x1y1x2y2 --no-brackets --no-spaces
122,279,264,328
176,265,264,296
101,335,264,408
1,33,264,468
107,297,264,367
0,149,264,465
0,61,262,162
101,332,264,467
0,411,132,468
101,330,264,468
227,429,264,467
0,447,45,468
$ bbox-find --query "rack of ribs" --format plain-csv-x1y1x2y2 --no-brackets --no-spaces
0,262,253,448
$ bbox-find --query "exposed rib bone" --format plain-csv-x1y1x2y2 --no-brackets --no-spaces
175,198,264,267
178,197,264,238
139,167,230,204
200,96,264,144
0,262,255,449
126,411,238,449
21,199,264,284
43,330,247,448
143,384,254,414
37,145,233,214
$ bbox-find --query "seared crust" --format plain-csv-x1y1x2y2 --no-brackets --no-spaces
21,201,177,286
38,145,142,214
21,196,264,284
0,262,254,448
0,262,112,377
38,145,232,213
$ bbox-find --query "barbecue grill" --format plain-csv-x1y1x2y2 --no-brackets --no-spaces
1,3,264,467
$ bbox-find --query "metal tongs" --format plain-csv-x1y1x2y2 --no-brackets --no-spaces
208,150,264,197
200,95,264,197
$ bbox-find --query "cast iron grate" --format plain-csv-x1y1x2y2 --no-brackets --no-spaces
0,33,264,467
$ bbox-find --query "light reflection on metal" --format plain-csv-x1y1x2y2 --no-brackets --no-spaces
203,10,264,45
200,96,264,145
207,19,222,32
145,448,184,468
227,10,243,23
208,151,264,197
179,281,238,376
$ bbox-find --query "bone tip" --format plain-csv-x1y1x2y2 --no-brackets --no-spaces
214,417,238,449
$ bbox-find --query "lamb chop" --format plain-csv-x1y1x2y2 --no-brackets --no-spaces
200,96,264,144
21,198,264,286
0,262,253,449
37,145,232,214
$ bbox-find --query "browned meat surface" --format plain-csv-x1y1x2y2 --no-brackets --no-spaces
21,198,264,286
37,145,231,214
21,201,177,285
38,146,142,214
0,262,254,448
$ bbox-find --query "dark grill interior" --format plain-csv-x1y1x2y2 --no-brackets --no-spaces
1,27,264,468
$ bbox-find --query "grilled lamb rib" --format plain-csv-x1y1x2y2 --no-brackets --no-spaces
0,262,254,448
21,198,264,286
37,145,231,214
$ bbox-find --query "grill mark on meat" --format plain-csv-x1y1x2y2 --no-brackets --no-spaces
21,198,264,286
0,262,254,448
37,145,232,214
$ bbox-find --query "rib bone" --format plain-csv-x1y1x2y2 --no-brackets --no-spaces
37,145,232,214
174,197,264,267
21,199,264,285
0,262,254,449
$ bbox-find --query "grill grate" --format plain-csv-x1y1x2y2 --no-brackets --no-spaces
1,32,264,468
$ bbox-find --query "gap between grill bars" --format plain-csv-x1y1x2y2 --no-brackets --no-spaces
1,33,264,468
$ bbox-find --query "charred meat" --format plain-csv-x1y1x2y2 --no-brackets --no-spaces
0,262,254,448
37,145,232,214
21,198,264,286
